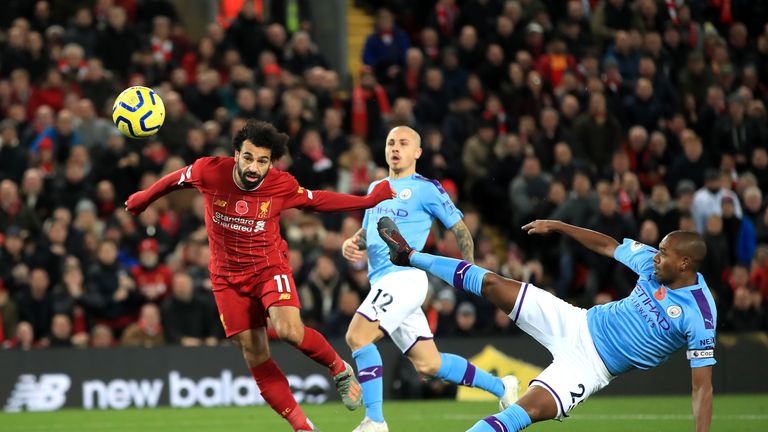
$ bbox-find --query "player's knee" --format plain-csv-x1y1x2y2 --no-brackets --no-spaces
412,358,440,377
345,329,371,351
274,323,304,345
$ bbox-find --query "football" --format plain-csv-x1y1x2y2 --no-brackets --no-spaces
112,86,165,138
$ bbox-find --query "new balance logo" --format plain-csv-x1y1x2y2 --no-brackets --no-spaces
4,374,71,412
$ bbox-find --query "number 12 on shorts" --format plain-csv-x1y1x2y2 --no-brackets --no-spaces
273,274,292,292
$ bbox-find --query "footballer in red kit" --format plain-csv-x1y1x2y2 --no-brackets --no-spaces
126,120,393,431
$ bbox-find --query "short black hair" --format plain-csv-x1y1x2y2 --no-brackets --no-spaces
232,120,289,161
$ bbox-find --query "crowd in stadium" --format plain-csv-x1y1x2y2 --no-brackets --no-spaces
0,0,767,351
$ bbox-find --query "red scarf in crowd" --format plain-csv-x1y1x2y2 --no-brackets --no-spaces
709,0,733,23
151,36,173,64
483,110,508,135
351,85,390,138
435,3,459,38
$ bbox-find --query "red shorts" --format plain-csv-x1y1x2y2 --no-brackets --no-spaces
211,269,301,337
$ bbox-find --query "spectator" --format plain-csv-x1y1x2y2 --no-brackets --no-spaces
0,282,19,344
132,238,173,303
692,168,743,233
640,184,680,236
548,170,599,298
325,291,360,338
750,148,768,193
573,92,622,170
96,7,141,78
31,109,82,164
362,9,411,85
285,31,327,76
156,91,199,154
0,119,27,185
290,128,336,191
454,302,477,337
5,321,35,350
667,129,708,190
302,255,345,326
16,268,53,341
714,94,766,168
47,313,75,348
622,77,664,131
162,272,218,347
721,197,756,266
722,286,765,332
20,168,53,225
0,180,40,244
87,240,142,335
462,119,500,197
90,323,115,348
182,69,223,122
121,303,165,347
509,156,553,227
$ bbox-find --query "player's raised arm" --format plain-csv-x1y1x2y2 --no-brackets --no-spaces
523,219,619,257
691,366,713,432
125,159,202,216
289,180,396,213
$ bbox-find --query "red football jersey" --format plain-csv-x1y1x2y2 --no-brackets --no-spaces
178,157,316,280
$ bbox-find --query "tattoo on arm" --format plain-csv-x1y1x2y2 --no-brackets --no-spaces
355,227,367,250
451,221,475,263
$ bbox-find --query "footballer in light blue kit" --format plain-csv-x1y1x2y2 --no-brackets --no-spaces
341,127,519,432
376,217,716,432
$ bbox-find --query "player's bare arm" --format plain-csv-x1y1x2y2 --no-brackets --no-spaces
691,366,713,432
450,220,475,263
342,227,367,262
523,219,619,257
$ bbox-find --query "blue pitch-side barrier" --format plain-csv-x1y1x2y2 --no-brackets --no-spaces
1,334,766,412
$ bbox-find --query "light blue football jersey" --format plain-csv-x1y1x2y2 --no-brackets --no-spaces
587,239,717,375
363,174,464,284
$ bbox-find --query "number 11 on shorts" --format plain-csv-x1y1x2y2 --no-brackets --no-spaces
273,274,291,292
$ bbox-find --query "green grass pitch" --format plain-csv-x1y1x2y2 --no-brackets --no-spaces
4,395,767,431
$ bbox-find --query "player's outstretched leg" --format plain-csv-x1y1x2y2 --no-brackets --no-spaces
408,340,520,409
377,217,524,314
234,329,318,431
466,404,533,432
269,309,363,411
267,325,362,410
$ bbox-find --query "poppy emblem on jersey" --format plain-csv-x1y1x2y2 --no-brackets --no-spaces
667,305,682,319
214,199,227,208
399,188,412,200
235,200,249,215
654,286,667,300
258,200,271,218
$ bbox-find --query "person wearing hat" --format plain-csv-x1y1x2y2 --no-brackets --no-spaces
691,168,742,233
131,238,173,303
454,301,477,337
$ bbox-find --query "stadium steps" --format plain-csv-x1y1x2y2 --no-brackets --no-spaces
347,0,374,84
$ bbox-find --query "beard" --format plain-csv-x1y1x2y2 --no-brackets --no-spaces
236,162,264,189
